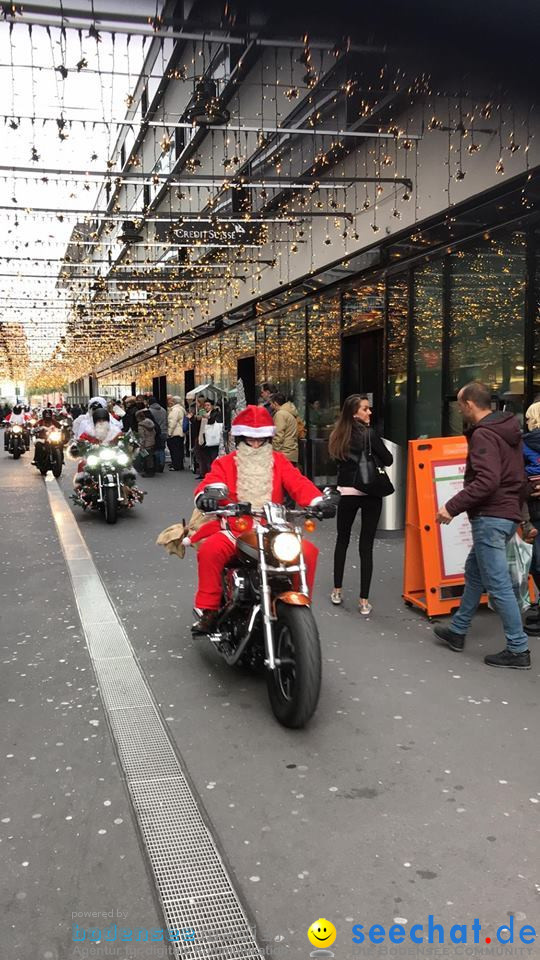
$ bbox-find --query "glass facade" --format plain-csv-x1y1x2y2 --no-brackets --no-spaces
342,281,385,335
448,232,526,429
385,274,409,447
412,261,444,438
113,222,537,477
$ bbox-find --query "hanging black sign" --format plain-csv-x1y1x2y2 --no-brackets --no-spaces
160,219,266,247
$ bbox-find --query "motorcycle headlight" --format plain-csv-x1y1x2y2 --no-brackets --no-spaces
11,426,22,433
271,532,302,564
116,451,129,466
99,449,115,460
87,454,99,467
48,430,62,442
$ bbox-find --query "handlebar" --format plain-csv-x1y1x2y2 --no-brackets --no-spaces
202,500,336,521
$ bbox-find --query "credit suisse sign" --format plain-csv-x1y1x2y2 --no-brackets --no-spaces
164,219,267,247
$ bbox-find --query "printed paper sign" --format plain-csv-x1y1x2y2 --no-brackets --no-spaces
432,460,472,579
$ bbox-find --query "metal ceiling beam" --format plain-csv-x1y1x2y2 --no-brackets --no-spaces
0,113,420,139
1,11,386,52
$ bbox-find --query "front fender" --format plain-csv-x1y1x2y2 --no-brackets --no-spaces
273,591,311,616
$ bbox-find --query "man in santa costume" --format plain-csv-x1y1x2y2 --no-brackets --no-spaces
73,408,124,487
189,405,330,634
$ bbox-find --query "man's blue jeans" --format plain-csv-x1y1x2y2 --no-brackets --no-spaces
451,516,529,653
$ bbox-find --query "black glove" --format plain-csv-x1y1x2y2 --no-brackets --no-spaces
314,500,337,519
198,496,219,513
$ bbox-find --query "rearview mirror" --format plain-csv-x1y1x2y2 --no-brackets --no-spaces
203,482,229,500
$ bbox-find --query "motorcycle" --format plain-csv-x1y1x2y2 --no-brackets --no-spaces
71,440,144,524
193,483,337,729
33,425,65,477
4,423,26,459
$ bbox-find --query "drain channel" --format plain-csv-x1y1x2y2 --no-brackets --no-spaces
46,479,263,960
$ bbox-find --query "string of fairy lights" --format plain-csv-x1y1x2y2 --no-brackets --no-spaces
0,4,536,394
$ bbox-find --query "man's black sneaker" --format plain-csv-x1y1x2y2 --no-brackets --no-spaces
433,625,466,651
484,649,531,670
191,609,219,635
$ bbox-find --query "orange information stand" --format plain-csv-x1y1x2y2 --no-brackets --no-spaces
403,436,486,618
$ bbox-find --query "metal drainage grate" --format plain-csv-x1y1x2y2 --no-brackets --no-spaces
46,480,263,960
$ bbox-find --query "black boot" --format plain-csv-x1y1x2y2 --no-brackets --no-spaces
484,649,531,670
433,625,466,651
191,610,220,635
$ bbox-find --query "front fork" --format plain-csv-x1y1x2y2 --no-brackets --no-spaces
257,527,309,670
97,471,124,504
257,528,277,670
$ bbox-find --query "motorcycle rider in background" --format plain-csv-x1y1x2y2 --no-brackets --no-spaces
188,405,332,634
33,408,61,466
73,397,122,441
4,403,31,452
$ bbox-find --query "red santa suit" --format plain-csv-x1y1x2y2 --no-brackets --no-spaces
191,406,322,611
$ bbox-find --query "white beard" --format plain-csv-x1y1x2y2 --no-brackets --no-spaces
94,421,110,442
236,442,273,509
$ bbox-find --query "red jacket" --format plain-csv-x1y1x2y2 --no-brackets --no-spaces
194,450,321,508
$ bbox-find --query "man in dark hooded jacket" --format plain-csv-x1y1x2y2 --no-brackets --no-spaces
434,381,530,669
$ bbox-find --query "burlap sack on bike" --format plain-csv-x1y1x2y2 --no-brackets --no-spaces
156,508,217,558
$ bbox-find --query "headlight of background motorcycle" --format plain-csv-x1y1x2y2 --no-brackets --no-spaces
116,451,129,466
11,426,22,433
87,454,99,467
48,430,62,442
271,532,302,564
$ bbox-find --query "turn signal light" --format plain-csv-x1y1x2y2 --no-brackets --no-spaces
304,518,316,533
235,517,249,532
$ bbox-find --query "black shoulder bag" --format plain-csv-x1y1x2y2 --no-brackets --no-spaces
350,429,394,498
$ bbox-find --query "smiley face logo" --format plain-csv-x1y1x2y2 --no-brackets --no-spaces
307,918,337,948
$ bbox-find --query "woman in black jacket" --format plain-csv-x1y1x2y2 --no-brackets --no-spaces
328,394,393,615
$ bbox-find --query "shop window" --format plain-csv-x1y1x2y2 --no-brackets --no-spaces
385,274,409,447
278,304,306,419
306,294,340,438
343,280,385,335
531,233,540,401
448,232,526,429
412,262,443,438
262,315,280,392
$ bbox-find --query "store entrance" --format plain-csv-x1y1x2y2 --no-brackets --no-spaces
237,355,256,404
341,329,384,430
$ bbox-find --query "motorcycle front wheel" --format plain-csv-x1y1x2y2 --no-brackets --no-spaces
103,487,118,524
12,446,21,460
266,602,321,729
51,449,63,478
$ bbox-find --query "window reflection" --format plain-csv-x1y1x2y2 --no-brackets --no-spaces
449,233,526,427
412,262,443,438
343,281,385,334
386,274,409,447
307,295,341,483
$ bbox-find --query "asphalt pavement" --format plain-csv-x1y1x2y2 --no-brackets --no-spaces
1,450,539,960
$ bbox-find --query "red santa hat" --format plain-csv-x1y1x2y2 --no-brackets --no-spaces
231,404,275,438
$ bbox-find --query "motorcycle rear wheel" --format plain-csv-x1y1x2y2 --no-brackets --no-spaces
266,602,321,729
103,487,118,524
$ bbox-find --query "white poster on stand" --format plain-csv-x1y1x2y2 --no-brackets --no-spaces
432,460,472,579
